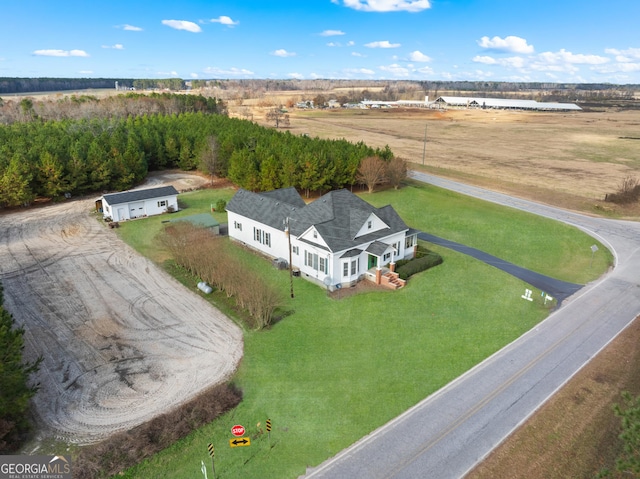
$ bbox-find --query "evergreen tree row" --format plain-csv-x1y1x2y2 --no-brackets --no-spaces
0,282,42,452
0,111,392,207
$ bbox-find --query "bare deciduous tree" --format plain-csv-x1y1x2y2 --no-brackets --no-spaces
265,108,290,128
158,223,283,329
357,156,387,193
386,156,408,190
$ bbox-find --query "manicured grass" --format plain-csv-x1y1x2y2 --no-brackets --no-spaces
116,187,237,263
113,183,611,479
365,181,612,284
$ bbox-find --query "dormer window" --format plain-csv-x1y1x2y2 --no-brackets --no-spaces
313,230,318,239
367,220,372,229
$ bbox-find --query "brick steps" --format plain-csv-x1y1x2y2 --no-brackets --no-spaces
381,271,406,290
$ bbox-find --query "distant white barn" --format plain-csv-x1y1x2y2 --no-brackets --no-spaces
101,185,179,221
434,96,581,111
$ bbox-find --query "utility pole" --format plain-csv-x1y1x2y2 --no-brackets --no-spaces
421,123,427,165
285,217,295,298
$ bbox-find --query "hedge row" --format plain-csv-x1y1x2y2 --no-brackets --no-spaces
396,249,443,281
74,382,242,479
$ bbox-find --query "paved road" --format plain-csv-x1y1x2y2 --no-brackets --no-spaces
304,172,640,479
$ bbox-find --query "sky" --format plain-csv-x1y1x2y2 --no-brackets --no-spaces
1,0,639,84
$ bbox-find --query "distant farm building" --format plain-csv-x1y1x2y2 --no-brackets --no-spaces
433,96,581,111
101,185,179,221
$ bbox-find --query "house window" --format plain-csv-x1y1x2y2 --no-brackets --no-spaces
253,228,270,247
405,236,414,249
383,252,391,262
367,220,372,229
234,221,242,231
351,259,357,275
305,251,324,273
292,245,299,255
343,262,349,277
157,200,167,208
313,230,318,239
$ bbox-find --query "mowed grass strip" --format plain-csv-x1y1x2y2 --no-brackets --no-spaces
112,183,610,479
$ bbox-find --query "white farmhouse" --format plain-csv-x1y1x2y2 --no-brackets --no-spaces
101,185,179,221
226,187,419,290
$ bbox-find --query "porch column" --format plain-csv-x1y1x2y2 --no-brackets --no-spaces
375,267,382,285
389,262,396,273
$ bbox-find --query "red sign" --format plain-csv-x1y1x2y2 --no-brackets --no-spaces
231,425,245,437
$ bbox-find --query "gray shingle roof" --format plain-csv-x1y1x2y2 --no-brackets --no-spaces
227,187,412,253
226,188,304,231
102,185,179,205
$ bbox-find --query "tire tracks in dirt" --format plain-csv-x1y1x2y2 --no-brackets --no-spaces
0,175,243,445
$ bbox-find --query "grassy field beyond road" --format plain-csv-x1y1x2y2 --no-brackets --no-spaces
115,182,611,479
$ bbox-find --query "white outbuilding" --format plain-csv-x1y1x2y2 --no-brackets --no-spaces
101,185,179,221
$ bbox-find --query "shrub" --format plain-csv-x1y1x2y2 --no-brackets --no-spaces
215,199,227,212
396,251,443,281
605,176,640,205
73,382,242,479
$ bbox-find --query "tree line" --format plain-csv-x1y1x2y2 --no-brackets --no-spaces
0,282,42,452
0,94,393,208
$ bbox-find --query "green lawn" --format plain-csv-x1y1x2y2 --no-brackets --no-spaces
113,181,611,479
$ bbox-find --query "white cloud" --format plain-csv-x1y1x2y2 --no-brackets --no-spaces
365,40,401,48
347,41,355,46
211,15,239,26
272,49,296,57
605,47,640,63
379,63,410,76
333,0,431,12
537,49,609,65
190,73,199,78
320,30,345,36
473,55,525,68
352,52,366,57
78,70,93,74
327,42,341,47
472,55,497,64
156,70,179,76
121,24,143,31
203,66,255,76
344,68,376,75
162,20,201,33
288,72,304,79
593,62,640,74
33,49,89,57
477,35,534,54
102,44,124,50
409,50,431,62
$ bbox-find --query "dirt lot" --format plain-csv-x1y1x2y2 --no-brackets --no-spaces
0,174,243,445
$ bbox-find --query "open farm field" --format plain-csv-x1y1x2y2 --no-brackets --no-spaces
240,102,640,218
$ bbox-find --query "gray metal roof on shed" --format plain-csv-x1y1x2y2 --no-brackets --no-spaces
102,185,179,205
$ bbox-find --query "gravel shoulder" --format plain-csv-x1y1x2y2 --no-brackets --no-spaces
0,174,243,445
